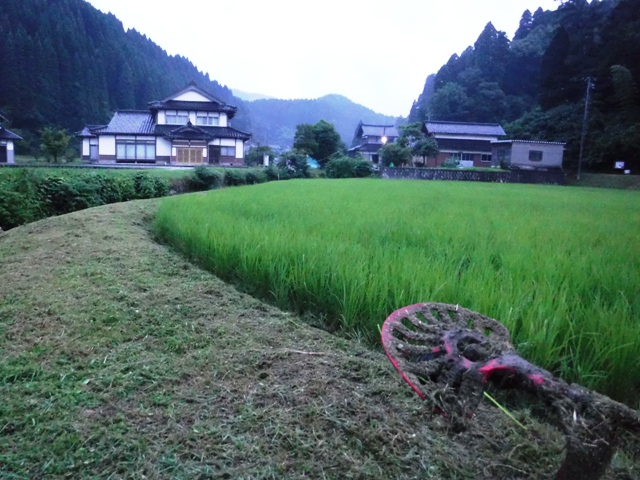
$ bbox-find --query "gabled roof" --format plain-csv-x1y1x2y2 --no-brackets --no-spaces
154,123,251,141
0,126,22,141
425,121,505,137
76,125,108,137
360,124,399,138
161,81,225,104
100,111,155,135
149,82,238,119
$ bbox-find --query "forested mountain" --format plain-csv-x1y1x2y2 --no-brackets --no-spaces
0,0,395,156
245,95,397,149
0,0,250,148
409,0,640,171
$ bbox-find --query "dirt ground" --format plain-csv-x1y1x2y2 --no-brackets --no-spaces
0,199,638,479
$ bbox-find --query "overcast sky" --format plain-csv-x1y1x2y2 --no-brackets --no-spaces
85,0,560,117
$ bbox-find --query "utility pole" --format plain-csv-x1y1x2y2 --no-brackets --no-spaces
577,76,592,181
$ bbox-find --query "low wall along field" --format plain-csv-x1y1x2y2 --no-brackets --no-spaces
153,179,640,404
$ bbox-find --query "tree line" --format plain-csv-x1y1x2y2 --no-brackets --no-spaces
409,0,640,172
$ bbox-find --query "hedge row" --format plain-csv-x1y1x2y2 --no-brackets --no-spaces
0,166,316,231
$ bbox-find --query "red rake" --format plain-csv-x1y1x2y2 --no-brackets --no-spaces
381,302,640,480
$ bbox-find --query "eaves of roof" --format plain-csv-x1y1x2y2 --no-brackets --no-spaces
426,121,505,137
0,127,22,141
154,124,251,141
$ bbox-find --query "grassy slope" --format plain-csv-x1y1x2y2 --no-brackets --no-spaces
0,201,637,478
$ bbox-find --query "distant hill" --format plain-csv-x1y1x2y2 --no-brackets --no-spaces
232,89,274,102
245,94,398,149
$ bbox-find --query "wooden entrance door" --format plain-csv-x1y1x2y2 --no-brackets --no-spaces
0,146,7,163
208,146,221,164
176,148,203,164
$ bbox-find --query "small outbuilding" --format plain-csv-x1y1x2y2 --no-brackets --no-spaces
491,140,565,171
0,111,22,164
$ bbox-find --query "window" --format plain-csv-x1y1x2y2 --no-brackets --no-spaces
481,154,492,163
461,153,473,161
221,146,236,157
116,139,156,160
529,150,543,162
196,113,219,126
165,110,189,124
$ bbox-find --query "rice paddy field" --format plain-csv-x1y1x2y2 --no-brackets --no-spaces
153,179,640,404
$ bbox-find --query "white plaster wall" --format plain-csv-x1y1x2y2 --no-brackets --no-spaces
82,139,90,156
512,143,563,168
157,111,166,125
235,140,244,158
7,140,15,163
99,136,116,156
157,138,172,156
220,139,235,147
219,114,228,127
173,91,210,102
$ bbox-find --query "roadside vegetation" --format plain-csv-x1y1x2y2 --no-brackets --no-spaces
154,179,640,404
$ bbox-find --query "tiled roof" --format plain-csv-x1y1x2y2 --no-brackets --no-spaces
435,138,493,153
76,125,108,137
148,100,238,118
491,139,565,146
425,121,505,137
361,124,398,138
349,143,384,153
0,127,23,141
101,111,155,135
154,124,251,140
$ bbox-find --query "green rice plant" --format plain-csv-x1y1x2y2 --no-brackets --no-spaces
153,179,640,403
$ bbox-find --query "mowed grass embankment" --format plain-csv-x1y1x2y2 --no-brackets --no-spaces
154,179,640,403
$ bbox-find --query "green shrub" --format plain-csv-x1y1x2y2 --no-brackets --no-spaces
325,157,373,178
133,172,170,199
277,150,309,178
92,173,136,204
440,156,461,168
223,169,247,186
191,166,223,190
245,169,268,185
36,176,101,215
265,165,290,181
0,186,40,230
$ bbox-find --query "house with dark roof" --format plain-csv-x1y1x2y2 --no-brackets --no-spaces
0,111,23,164
422,121,506,168
348,121,399,165
491,140,565,171
79,82,251,165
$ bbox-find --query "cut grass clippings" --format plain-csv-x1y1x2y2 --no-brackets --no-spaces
4,199,634,478
153,179,640,404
